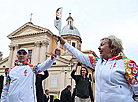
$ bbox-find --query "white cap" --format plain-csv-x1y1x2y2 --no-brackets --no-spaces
17,48,28,54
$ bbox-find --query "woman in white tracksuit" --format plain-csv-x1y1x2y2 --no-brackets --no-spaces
1,48,60,102
58,35,138,102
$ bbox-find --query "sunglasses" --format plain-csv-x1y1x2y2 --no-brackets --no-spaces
18,52,27,55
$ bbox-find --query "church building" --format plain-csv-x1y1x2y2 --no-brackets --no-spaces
0,13,97,98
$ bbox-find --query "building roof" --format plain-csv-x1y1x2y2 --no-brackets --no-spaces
7,22,53,39
61,24,81,37
61,13,81,38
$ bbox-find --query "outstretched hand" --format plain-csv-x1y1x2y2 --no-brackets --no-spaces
57,36,65,45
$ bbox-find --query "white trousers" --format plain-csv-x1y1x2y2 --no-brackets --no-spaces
75,96,90,102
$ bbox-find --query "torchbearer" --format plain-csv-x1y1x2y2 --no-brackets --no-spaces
1,48,61,102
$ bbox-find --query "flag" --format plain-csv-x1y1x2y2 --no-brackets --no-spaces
54,7,62,31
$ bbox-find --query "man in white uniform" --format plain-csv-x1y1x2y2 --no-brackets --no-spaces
1,48,60,102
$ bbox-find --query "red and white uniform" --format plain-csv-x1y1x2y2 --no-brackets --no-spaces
1,55,56,102
64,42,138,102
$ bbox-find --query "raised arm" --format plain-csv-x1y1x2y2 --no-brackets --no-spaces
57,36,98,69
33,48,61,73
71,63,78,81
41,70,49,80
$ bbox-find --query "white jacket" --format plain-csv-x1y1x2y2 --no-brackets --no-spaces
1,55,56,102
64,43,138,102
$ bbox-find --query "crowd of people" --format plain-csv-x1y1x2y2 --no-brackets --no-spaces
0,35,138,102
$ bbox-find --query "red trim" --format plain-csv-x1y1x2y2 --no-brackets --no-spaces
51,54,54,60
109,54,123,60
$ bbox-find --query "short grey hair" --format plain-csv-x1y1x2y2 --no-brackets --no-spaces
101,35,124,56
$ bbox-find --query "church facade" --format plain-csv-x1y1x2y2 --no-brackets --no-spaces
0,13,97,98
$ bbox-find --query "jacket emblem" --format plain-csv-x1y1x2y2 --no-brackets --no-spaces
24,69,27,76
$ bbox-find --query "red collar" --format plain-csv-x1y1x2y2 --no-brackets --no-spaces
109,53,127,60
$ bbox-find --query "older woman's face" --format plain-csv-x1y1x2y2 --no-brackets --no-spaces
98,39,112,60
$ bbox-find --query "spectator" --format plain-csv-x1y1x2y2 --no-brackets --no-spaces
36,70,49,102
0,68,9,100
60,85,72,102
71,63,94,102
54,98,60,102
44,89,50,102
0,75,4,101
3,68,9,86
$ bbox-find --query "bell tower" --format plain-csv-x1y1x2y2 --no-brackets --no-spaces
61,13,82,56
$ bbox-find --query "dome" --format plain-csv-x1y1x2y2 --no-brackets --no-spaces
61,13,81,38
61,25,81,37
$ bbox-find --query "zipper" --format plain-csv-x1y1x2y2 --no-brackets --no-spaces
99,62,106,101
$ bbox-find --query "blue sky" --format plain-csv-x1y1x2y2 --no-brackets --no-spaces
0,0,138,63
